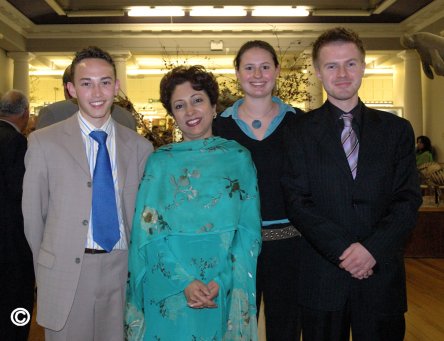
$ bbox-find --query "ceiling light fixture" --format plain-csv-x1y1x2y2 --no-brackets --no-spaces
127,6,185,17
189,6,247,17
251,6,310,17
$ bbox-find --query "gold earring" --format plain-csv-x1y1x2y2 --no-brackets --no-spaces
213,112,217,119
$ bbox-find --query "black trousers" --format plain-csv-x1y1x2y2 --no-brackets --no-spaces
301,281,405,341
256,236,302,341
0,261,35,341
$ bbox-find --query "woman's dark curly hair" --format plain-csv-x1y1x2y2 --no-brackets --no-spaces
159,65,219,116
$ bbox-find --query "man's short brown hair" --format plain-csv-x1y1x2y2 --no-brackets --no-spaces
312,27,366,67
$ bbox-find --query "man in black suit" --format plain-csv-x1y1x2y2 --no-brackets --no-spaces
282,27,422,341
0,90,35,340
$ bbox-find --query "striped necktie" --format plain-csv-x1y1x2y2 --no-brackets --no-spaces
341,113,359,179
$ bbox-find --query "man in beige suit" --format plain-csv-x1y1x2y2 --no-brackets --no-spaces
23,46,153,340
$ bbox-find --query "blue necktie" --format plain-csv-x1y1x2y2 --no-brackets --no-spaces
90,130,120,252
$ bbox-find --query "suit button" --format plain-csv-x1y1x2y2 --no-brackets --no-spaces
75,258,81,264
87,181,92,188
82,220,88,226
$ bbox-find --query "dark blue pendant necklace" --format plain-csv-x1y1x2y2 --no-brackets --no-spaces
241,103,274,130
251,120,262,129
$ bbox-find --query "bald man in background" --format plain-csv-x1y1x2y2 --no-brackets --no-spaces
0,90,35,341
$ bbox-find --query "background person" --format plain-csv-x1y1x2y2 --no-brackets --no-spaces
36,65,137,130
416,135,434,166
282,27,422,341
213,40,303,340
23,46,152,341
0,90,35,341
125,65,261,341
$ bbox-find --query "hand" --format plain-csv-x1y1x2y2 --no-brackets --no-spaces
339,242,376,279
184,280,217,309
355,268,374,280
207,280,220,301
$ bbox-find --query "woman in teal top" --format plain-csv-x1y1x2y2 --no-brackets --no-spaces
125,66,261,341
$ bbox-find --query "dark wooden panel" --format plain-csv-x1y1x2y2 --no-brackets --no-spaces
405,207,444,258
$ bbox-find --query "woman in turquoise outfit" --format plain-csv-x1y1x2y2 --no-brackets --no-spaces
125,65,261,340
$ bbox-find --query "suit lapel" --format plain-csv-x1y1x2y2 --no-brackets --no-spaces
62,115,90,176
114,123,131,193
354,106,384,181
61,117,133,189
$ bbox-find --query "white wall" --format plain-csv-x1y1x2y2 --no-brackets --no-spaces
422,73,444,162
360,75,393,103
28,76,63,114
0,49,13,95
126,75,163,110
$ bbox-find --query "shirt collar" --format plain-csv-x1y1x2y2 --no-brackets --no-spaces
220,97,295,140
221,96,295,118
77,112,113,136
327,99,363,127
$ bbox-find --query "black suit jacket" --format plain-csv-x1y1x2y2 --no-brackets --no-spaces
0,120,33,264
282,101,422,315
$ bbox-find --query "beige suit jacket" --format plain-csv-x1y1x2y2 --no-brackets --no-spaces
22,114,153,331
